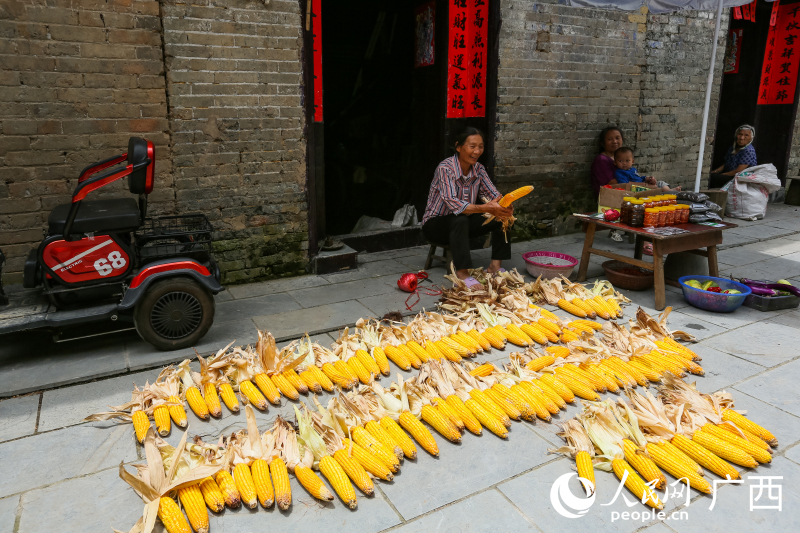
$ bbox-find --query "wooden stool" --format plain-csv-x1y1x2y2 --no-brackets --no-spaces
424,243,452,270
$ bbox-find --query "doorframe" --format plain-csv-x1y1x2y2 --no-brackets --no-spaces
301,0,321,256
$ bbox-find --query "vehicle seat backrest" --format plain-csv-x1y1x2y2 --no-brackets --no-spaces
128,137,154,195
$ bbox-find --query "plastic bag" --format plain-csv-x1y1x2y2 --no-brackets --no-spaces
704,201,721,212
676,191,709,203
726,164,781,220
391,204,419,227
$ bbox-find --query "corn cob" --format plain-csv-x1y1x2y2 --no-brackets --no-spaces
455,331,483,353
612,458,664,509
501,325,528,347
441,337,471,357
269,457,291,510
469,389,512,427
493,383,536,422
484,387,523,421
365,420,404,460
671,434,740,480
658,440,704,476
507,323,534,346
536,317,561,334
558,299,587,318
282,368,309,394
334,360,360,385
399,410,439,456
398,344,422,368
532,322,559,343
602,358,639,387
202,383,222,418
424,339,443,360
469,363,496,377
157,496,192,533
520,323,548,345
178,484,209,533
254,373,281,405
215,471,241,509
530,304,560,321
380,416,418,459
627,360,663,383
334,448,374,496
467,328,492,351
571,298,597,319
346,356,372,385
554,365,598,393
549,372,599,401
464,398,508,438
218,382,239,412
342,438,394,480
240,380,268,410
701,424,771,464
560,329,580,343
167,395,187,427
511,383,550,421
153,405,171,436
407,341,432,363
295,464,334,501
657,338,699,360
527,354,556,371
384,345,412,370
480,328,506,349
185,387,209,420
518,381,558,416
717,423,771,452
299,369,324,394
533,377,570,407
592,295,615,318
355,349,381,376
610,356,648,386
251,459,274,508
623,439,666,490
198,477,225,513
721,409,778,447
584,297,611,320
692,430,758,468
233,463,258,509
490,325,509,341
435,339,463,363
432,396,465,432
321,362,351,389
372,347,391,376
567,321,595,335
558,365,606,393
132,410,150,443
444,395,482,435
352,426,401,472
421,404,461,442
606,296,623,317
576,450,595,496
582,363,620,393
576,318,603,330
319,455,355,508
499,185,533,206
272,372,301,399
646,443,712,494
645,352,686,377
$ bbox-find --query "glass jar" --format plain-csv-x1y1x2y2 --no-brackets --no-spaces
642,197,653,209
620,197,634,225
680,205,691,224
665,206,676,225
656,195,666,207
630,200,645,227
657,207,667,227
644,208,658,228
669,194,677,205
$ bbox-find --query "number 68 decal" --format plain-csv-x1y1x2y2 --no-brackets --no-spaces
94,251,127,276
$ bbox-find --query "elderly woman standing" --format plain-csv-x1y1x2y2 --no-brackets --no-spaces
710,125,757,188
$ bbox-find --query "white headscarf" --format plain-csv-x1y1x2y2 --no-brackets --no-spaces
733,124,755,154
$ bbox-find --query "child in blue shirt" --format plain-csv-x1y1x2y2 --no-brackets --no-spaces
613,147,679,192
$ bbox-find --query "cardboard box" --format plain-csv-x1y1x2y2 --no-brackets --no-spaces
597,183,655,212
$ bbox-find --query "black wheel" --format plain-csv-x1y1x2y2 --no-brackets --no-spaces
134,277,215,350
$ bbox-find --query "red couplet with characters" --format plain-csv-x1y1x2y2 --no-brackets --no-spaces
41,236,132,284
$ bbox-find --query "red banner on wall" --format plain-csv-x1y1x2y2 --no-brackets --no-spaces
447,0,488,118
758,3,800,106
312,0,323,122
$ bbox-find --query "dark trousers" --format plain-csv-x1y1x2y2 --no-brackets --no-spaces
422,213,511,271
709,172,732,189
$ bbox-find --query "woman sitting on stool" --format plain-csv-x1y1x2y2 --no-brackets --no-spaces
422,128,512,289
710,125,757,188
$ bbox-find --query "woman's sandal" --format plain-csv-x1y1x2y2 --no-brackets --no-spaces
463,277,483,290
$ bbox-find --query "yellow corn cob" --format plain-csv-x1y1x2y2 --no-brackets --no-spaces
507,323,534,346
272,371,301,399
610,356,648,386
398,344,422,368
355,349,381,376
467,328,492,351
399,410,439,456
215,471,241,509
593,295,615,319
218,382,239,412
527,354,556,371
198,477,225,513
490,325,509,341
530,304,560,321
334,359,360,385
535,317,560,334
520,380,560,415
571,298,597,319
558,299,587,318
132,410,150,443
424,339,443,360
658,337,699,360
628,360,663,383
529,322,559,343
502,325,529,347
567,321,595,335
612,458,664,509
254,373,281,405
493,383,536,422
306,365,334,392
484,388,523,421
574,318,603,331
365,420,404,460
701,425,771,464
645,352,686,377
346,356,372,385
548,372,597,401
444,395,482,435
455,331,483,353
584,298,611,320
352,426,400,472
520,323,548,345
441,336,470,356
178,484,209,533
157,496,192,533
334,448,374,496
560,329,580,343
469,363,495,377
646,443,712,494
692,430,758,468
658,440,704,476
661,352,704,375
512,383,551,421
717,423,771,452
342,438,394,480
554,366,599,394
469,389,512,427
434,340,462,363
202,382,222,418
240,380,268,410
319,455,355,508
421,404,461,442
251,459,274,508
406,341,432,362
167,395,187,428
269,457,291,510
582,364,620,393
282,368,309,394
721,409,778,447
499,185,533,206
576,451,595,496
432,396,465,432
533,377,570,407
299,369,324,394
671,434,740,480
372,347,391,376
320,362,351,389
154,405,171,436
480,328,506,349
559,365,606,393
464,398,508,438
603,358,639,387
233,463,258,509
295,464,334,501
623,439,666,490
383,345,411,370
380,416,418,459
607,296,623,318
185,387,209,420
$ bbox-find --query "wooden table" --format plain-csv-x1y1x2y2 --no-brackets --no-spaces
573,213,738,310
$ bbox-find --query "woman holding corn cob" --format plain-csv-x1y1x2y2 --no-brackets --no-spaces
422,128,515,288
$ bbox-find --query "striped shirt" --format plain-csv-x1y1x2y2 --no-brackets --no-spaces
422,155,501,224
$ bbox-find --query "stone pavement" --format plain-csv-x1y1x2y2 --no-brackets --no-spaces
0,203,799,533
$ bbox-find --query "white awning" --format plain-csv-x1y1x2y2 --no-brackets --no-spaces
565,0,765,14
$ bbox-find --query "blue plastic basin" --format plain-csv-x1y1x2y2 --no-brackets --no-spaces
678,276,752,313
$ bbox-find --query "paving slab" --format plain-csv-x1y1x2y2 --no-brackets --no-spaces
0,395,39,442
700,322,800,367
728,224,798,240
17,466,153,533
716,246,776,266
252,300,374,340
378,423,551,520
762,217,800,231
391,489,537,532
38,368,162,432
785,443,800,465
688,343,766,393
214,292,303,323
226,274,330,300
357,289,441,318
214,289,234,302
206,472,400,533
359,246,428,263
717,232,757,249
736,236,800,256
768,309,800,330
289,277,396,308
321,258,411,284
0,495,19,533
725,388,800,449
0,423,136,498
675,302,778,331
655,310,729,341
732,358,800,419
